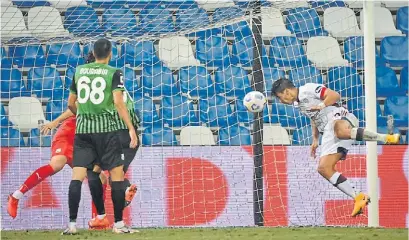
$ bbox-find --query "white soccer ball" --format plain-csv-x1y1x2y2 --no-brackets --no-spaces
243,91,267,113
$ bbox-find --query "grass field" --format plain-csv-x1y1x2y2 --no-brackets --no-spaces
2,227,408,240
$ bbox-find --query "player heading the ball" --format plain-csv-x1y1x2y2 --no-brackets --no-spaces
271,78,400,217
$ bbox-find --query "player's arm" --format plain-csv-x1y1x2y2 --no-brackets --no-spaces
68,75,78,115
311,120,320,142
40,109,75,135
310,85,341,111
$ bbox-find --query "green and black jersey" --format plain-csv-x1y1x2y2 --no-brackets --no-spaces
111,90,140,130
70,62,124,134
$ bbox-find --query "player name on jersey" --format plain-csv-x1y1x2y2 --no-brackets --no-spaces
79,68,109,75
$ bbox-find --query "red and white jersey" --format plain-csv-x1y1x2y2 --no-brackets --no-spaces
294,83,348,132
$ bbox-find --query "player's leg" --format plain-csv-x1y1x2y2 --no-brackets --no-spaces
88,165,109,229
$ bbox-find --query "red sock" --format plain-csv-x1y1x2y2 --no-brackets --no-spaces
92,183,108,218
19,164,55,194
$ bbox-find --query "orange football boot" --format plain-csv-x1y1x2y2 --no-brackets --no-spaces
351,192,370,217
125,184,137,207
7,195,19,219
88,215,110,230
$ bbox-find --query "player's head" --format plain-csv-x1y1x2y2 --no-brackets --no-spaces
93,38,112,63
271,78,297,105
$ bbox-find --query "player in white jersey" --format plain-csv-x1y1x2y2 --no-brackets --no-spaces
271,79,401,217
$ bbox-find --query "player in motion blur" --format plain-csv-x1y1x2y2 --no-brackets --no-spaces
271,79,400,217
63,39,138,235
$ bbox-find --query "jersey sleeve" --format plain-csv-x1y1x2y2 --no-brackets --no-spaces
112,69,125,92
301,83,327,100
69,75,77,94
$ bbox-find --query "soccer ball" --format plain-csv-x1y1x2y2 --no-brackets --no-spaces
243,91,267,113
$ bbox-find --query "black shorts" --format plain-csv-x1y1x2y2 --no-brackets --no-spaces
117,128,140,173
73,132,123,171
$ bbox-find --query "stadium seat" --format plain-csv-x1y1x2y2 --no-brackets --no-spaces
158,36,201,68
126,0,198,9
64,6,104,37
83,41,123,67
272,0,309,9
346,96,384,126
134,95,162,127
139,7,175,34
360,7,404,38
377,126,403,145
27,67,64,99
263,125,290,145
384,96,408,127
180,126,216,145
289,65,323,87
292,126,313,145
235,99,273,124
306,36,349,69
142,127,178,146
269,36,309,67
176,8,218,38
196,36,236,67
28,7,70,39
231,35,269,67
327,66,362,99
261,7,292,38
218,125,251,145
271,102,310,128
161,94,199,127
195,0,235,11
0,69,30,99
64,67,75,89
122,66,139,94
401,67,408,92
380,36,409,67
344,0,381,8
214,66,252,97
1,6,32,41
178,66,215,98
397,7,408,35
0,103,10,126
46,42,84,67
376,67,406,97
8,97,47,131
48,0,87,10
383,1,408,9
344,36,385,69
102,7,140,37
86,0,125,8
28,128,52,147
8,38,46,67
141,63,178,97
1,47,12,68
120,41,159,67
12,0,50,7
286,7,328,38
323,7,362,38
199,95,238,127
45,100,67,121
310,1,346,10
1,0,12,6
1,127,25,146
212,7,252,38
263,67,286,95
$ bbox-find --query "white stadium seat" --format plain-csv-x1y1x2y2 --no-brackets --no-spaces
263,125,290,145
383,0,408,8
345,0,382,8
1,0,12,6
47,0,87,10
159,36,201,68
324,7,362,38
261,7,292,39
360,7,404,38
267,0,309,10
180,126,216,146
307,36,349,69
195,0,235,11
8,97,48,132
28,6,70,39
1,6,32,41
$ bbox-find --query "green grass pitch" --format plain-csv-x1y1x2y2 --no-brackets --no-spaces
2,227,407,240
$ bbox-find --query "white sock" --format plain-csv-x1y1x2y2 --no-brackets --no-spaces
12,190,24,200
97,214,106,220
329,172,357,198
114,221,125,228
68,222,76,228
351,128,386,142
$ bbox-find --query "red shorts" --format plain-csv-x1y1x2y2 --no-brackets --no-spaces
51,117,76,166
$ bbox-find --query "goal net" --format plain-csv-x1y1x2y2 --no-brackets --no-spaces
1,0,407,231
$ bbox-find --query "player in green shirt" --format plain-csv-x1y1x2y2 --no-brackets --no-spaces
63,39,137,235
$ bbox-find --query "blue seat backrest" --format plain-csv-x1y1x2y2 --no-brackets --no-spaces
327,66,362,93
141,63,177,96
142,127,177,146
102,7,137,30
376,66,404,96
27,67,63,91
139,7,174,33
1,127,25,146
12,0,50,7
214,66,252,96
123,67,139,92
309,1,346,9
397,6,408,34
380,36,409,67
178,66,214,97
0,103,9,126
64,6,100,31
292,126,313,145
161,94,198,127
134,95,161,126
232,35,269,66
263,67,286,94
121,41,158,66
46,100,68,121
64,67,75,89
218,126,251,145
8,40,45,66
271,102,309,127
286,7,322,34
1,69,25,92
401,67,408,92
344,36,384,67
196,36,231,65
199,95,237,127
384,96,408,121
176,8,210,31
46,42,83,66
28,128,52,147
289,66,323,86
269,36,306,60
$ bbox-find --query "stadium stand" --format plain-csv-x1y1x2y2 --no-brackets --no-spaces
180,126,216,145
360,7,404,38
306,36,349,69
263,125,290,145
380,36,409,67
1,6,32,41
28,6,70,39
323,7,362,38
218,125,251,145
178,65,215,98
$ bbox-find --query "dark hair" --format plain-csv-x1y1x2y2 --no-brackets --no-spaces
93,38,112,59
86,51,95,63
271,78,296,96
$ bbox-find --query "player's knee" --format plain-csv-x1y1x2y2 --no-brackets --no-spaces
109,165,124,181
72,167,87,181
334,121,351,139
317,162,332,178
49,156,67,172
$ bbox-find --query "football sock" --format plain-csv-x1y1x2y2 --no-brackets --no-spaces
114,221,125,228
89,178,106,216
351,128,386,142
13,164,55,199
91,183,107,218
111,181,126,223
68,180,82,222
329,172,357,198
109,177,131,188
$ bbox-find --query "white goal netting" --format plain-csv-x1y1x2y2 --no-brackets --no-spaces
1,0,408,230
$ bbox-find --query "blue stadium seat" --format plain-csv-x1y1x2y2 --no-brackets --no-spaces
376,67,406,97
176,8,218,38
231,35,269,67
1,127,25,147
269,36,309,67
199,95,238,127
384,96,408,127
161,94,199,127
64,67,75,90
123,67,139,94
286,7,328,38
397,6,408,35
83,41,123,67
120,41,159,67
344,36,385,69
86,0,126,8
134,95,162,127
142,126,177,146
27,67,64,99
1,47,12,68
214,66,252,97
233,0,271,8
0,103,10,127
401,67,408,92
212,7,252,38
8,39,46,67
45,100,67,121
289,66,323,87
102,7,141,37
271,102,310,128
380,36,409,67
292,126,314,145
263,67,286,95
218,125,251,145
196,36,236,67
0,69,30,98
46,42,84,67
178,66,215,98
28,128,51,147
12,0,50,7
347,97,383,127
327,66,363,99
64,6,105,37
377,126,403,145
235,99,274,124
309,1,346,9
139,7,175,34
127,0,198,9
141,63,178,97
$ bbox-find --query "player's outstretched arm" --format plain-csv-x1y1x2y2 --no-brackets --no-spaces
310,121,320,158
310,87,341,111
40,109,75,135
